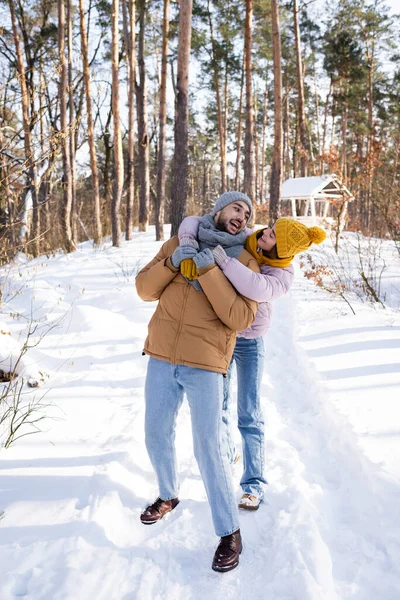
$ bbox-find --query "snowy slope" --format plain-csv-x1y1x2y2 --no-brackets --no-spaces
0,227,399,600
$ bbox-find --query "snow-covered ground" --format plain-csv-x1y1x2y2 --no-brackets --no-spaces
0,227,399,600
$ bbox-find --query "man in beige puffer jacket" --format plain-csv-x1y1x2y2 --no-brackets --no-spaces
135,192,259,573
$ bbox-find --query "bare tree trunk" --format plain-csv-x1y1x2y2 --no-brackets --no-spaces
269,0,283,223
365,52,374,232
321,80,332,174
260,82,268,203
223,58,229,187
67,0,77,245
38,59,51,247
202,159,210,211
243,0,255,202
8,0,40,256
79,0,102,244
253,92,260,202
155,0,169,241
111,0,123,246
58,0,75,253
0,127,13,248
207,0,226,192
283,77,291,180
234,50,245,189
314,68,321,171
293,123,299,178
341,99,348,181
294,0,309,177
39,62,45,156
136,0,150,232
102,106,113,216
308,127,315,174
170,0,193,237
122,0,136,240
366,52,374,159
42,118,57,246
255,112,260,202
189,165,195,214
391,137,399,188
330,96,336,148
127,0,136,238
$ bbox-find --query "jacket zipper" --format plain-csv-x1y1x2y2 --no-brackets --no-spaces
171,284,190,364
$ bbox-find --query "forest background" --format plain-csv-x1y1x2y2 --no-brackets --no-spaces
0,0,399,260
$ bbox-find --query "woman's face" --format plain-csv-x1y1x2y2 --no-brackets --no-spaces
258,224,276,252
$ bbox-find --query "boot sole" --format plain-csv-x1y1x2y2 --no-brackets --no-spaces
140,510,174,525
140,500,180,525
212,546,242,572
238,503,260,511
212,560,239,573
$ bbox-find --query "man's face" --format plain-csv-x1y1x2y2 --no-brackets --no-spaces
214,201,251,235
257,224,276,252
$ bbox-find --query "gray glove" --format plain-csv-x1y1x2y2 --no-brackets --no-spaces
213,245,228,267
170,245,198,268
193,248,215,270
179,234,199,249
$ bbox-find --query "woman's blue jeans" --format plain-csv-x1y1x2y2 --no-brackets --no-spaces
222,336,267,499
145,357,240,537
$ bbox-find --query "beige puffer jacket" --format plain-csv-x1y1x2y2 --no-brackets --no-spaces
136,237,259,374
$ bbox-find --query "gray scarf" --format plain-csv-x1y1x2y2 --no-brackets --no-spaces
187,214,247,292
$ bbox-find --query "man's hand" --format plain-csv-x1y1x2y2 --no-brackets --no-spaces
193,248,215,271
170,245,198,268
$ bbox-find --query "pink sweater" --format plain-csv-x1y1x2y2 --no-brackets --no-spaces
179,216,294,338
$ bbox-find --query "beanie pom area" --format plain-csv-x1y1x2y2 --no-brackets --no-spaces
308,226,326,244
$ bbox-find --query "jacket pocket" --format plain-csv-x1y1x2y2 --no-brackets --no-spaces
221,326,235,358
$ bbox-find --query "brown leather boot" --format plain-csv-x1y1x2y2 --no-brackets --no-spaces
212,529,242,572
140,497,180,525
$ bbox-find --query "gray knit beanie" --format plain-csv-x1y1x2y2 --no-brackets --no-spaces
211,191,253,219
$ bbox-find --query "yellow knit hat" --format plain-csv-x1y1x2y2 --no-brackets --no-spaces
275,218,326,259
245,219,326,268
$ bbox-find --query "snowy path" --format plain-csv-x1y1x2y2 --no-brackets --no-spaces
1,231,400,599
261,289,400,600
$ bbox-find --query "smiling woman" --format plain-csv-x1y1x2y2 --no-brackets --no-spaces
257,224,277,252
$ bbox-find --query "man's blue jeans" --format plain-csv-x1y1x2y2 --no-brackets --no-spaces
222,336,267,499
145,357,240,537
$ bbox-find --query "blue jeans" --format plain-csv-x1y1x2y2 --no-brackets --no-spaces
145,357,240,537
222,336,267,499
